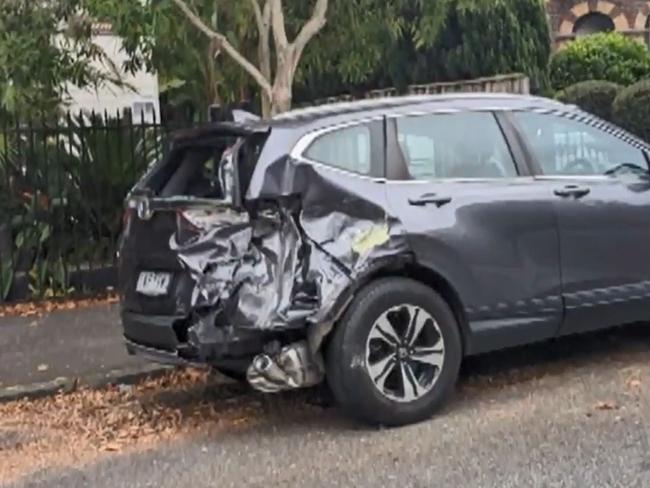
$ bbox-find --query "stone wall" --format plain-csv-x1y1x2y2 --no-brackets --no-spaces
546,0,650,45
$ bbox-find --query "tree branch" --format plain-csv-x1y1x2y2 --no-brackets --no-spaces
292,0,328,51
270,0,289,51
171,0,273,97
249,0,264,33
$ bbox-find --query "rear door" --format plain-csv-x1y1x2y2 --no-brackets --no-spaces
120,128,264,317
385,110,563,354
511,110,650,334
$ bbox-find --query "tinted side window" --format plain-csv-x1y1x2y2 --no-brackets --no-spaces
304,124,371,174
513,111,647,175
395,112,517,179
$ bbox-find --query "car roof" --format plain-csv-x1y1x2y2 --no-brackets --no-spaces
269,93,567,126
171,94,569,143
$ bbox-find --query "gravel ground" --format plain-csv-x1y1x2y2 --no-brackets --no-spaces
3,323,650,488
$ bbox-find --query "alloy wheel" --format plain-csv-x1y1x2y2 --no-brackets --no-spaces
365,304,445,402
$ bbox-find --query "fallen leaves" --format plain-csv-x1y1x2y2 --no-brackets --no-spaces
100,442,121,452
594,401,619,411
0,293,119,319
0,368,268,484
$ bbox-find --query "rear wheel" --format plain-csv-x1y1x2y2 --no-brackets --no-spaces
326,278,462,426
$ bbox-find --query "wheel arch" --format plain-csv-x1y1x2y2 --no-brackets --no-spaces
331,260,470,356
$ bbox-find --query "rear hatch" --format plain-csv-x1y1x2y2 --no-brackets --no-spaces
119,123,269,317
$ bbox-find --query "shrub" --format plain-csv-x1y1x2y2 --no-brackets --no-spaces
612,79,650,142
555,80,621,121
550,33,650,91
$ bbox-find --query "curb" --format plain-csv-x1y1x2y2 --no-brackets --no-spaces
0,364,175,403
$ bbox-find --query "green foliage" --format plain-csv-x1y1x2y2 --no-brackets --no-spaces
0,114,162,299
28,257,72,299
550,33,650,92
292,0,410,100
0,0,553,118
295,0,552,101
612,79,650,143
89,0,258,113
61,114,163,243
92,0,551,113
425,0,550,90
0,1,122,117
556,80,621,121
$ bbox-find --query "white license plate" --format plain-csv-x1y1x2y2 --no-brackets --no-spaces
136,271,172,296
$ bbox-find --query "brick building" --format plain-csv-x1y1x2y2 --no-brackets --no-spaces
546,0,650,46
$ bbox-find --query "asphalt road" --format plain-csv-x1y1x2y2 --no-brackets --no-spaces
0,305,143,388
8,323,650,488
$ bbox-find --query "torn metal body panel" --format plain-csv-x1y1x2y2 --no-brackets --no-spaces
119,117,410,392
167,156,409,386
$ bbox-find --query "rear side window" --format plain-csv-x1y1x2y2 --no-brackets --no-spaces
304,124,371,174
513,111,648,176
395,112,517,179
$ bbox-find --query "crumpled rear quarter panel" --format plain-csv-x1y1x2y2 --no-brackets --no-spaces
171,153,410,354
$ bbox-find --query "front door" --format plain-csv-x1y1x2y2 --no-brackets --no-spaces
512,110,650,334
385,110,563,355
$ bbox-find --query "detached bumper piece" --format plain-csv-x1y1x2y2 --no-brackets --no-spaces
247,340,324,393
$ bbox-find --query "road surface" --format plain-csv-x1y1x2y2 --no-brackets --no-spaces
5,323,650,488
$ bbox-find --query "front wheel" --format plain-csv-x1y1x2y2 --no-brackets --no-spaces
326,278,462,426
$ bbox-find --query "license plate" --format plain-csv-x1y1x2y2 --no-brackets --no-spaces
136,271,171,296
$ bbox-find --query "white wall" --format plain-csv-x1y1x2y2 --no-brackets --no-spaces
64,32,160,123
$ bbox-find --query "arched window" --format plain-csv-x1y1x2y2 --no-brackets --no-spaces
573,12,615,37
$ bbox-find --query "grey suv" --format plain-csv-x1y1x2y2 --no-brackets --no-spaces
119,94,650,425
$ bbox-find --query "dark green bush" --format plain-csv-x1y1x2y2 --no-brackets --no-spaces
612,79,650,142
556,80,621,121
550,33,650,91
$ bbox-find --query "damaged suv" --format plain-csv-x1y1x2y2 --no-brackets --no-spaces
120,94,650,425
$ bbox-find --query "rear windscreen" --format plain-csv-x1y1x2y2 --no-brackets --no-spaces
139,138,236,198
136,131,269,203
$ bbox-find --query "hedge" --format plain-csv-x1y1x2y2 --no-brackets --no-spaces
612,79,650,143
556,80,621,121
550,33,650,91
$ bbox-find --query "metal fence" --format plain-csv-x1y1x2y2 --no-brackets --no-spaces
0,111,182,302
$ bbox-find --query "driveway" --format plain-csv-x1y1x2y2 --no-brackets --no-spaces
4,323,650,488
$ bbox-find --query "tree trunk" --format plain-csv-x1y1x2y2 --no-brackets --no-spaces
270,53,293,116
270,86,291,115
172,0,328,118
261,92,273,118
259,40,273,118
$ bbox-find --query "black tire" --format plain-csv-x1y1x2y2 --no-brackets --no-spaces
326,277,462,426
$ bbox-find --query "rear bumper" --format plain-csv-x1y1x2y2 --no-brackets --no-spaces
121,310,268,363
124,338,197,366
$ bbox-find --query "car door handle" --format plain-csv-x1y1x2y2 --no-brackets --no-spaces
408,193,452,207
553,185,591,199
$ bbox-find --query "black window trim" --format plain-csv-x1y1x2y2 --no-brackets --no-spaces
384,108,529,181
